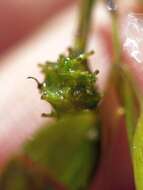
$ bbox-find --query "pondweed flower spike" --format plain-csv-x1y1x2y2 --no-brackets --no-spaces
36,0,100,117
39,50,100,116
26,0,100,117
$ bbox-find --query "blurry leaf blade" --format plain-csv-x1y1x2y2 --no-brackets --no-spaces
133,111,143,190
24,113,99,190
122,76,139,146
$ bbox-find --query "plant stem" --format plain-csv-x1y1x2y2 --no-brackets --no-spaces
74,0,96,54
121,69,139,146
107,1,139,146
111,13,121,65
132,103,143,190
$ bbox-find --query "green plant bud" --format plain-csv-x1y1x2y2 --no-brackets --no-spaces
38,50,100,115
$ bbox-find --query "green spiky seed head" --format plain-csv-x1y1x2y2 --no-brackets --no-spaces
38,50,100,115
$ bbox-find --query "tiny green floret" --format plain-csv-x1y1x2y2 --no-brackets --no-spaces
38,50,100,115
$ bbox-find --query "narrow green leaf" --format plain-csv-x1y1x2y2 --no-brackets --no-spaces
133,109,143,190
111,64,139,147
121,72,139,146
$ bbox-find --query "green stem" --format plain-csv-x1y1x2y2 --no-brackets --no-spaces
106,0,120,64
132,103,143,190
108,3,139,147
111,13,121,65
74,0,96,54
120,69,140,146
